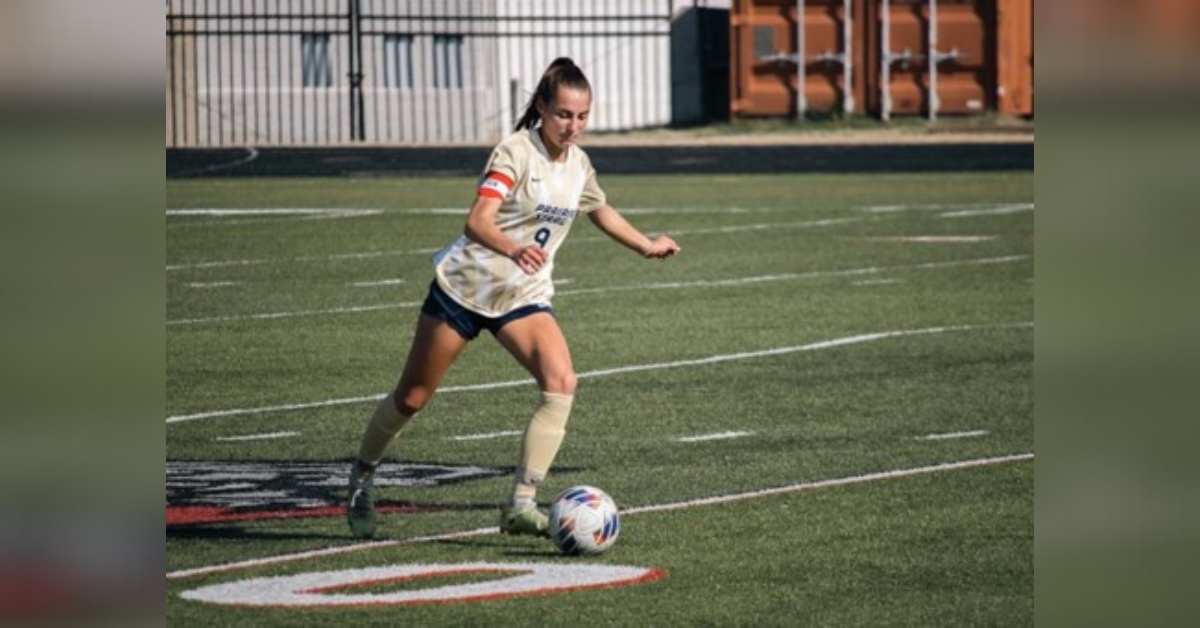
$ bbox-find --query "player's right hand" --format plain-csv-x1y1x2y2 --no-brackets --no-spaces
510,245,548,275
643,235,681,260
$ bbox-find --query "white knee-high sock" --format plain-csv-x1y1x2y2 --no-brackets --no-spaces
356,392,413,470
511,392,573,505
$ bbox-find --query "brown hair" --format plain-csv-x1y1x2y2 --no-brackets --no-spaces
514,57,592,132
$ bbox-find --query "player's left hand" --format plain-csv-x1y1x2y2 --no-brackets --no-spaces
643,236,680,260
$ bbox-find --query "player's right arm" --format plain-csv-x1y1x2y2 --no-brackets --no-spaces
463,193,547,275
588,205,680,260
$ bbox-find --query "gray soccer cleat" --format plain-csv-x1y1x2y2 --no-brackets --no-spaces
346,464,378,539
499,501,551,538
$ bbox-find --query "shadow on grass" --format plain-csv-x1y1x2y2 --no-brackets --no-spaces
166,525,350,541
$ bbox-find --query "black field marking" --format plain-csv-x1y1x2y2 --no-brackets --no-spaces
168,143,1033,178
166,452,1033,580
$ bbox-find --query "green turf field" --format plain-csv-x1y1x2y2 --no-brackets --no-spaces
166,172,1033,625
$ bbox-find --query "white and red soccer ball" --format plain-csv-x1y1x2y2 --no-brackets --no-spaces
548,485,620,556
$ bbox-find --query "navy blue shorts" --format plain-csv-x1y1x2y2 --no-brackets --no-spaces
420,280,554,341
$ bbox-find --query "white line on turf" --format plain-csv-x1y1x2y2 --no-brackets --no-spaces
447,430,523,441
619,207,774,215
214,431,300,442
857,202,1032,215
166,217,855,271
570,217,862,244
167,208,383,217
167,247,440,273
863,236,995,243
916,430,989,441
348,278,406,287
398,208,469,215
939,203,1034,218
166,255,1028,326
674,217,860,235
851,278,903,287
554,255,1027,298
165,452,1034,580
676,431,754,443
165,322,1032,423
622,452,1033,515
166,208,385,230
185,281,241,289
859,204,917,213
403,207,793,216
168,302,423,326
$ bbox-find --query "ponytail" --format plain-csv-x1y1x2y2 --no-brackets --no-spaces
514,57,592,132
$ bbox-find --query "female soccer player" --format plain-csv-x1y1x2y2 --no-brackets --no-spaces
347,58,680,539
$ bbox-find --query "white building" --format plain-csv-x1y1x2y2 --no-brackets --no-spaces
166,0,690,146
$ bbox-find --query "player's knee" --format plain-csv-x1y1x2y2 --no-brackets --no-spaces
394,387,432,416
542,370,577,396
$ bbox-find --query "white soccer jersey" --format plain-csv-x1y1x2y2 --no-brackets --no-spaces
432,128,607,317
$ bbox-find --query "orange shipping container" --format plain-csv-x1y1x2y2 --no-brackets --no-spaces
730,0,869,117
730,0,1033,119
996,0,1033,116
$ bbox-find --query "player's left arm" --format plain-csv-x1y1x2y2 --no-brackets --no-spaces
587,205,680,260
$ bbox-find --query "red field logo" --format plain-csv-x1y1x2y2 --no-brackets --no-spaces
180,562,666,607
166,461,507,525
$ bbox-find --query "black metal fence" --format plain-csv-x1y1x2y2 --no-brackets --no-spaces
166,0,681,147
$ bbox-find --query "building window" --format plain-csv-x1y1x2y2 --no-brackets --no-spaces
432,35,464,89
301,33,333,88
383,35,414,89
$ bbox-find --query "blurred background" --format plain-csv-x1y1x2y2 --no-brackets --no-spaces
163,0,1033,148
6,0,1200,625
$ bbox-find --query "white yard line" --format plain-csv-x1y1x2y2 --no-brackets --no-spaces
851,278,903,287
674,217,860,235
348,278,406,288
166,322,1032,423
554,255,1028,298
398,208,469,215
857,202,1032,215
618,207,780,215
939,203,1034,218
165,452,1033,581
916,430,990,441
167,255,1028,326
863,236,995,243
168,302,422,327
622,452,1034,515
167,208,383,217
447,430,523,442
167,248,439,273
571,217,862,244
675,431,754,443
214,431,300,442
185,281,241,289
166,217,854,271
166,208,384,230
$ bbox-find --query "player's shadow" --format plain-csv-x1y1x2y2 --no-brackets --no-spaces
430,537,561,558
166,525,350,541
501,548,562,558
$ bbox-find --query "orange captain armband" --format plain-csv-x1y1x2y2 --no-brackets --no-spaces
478,172,514,199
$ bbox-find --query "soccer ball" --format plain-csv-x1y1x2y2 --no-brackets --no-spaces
548,485,620,556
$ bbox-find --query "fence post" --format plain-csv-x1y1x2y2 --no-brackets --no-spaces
348,0,365,141
928,0,939,121
796,0,806,119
